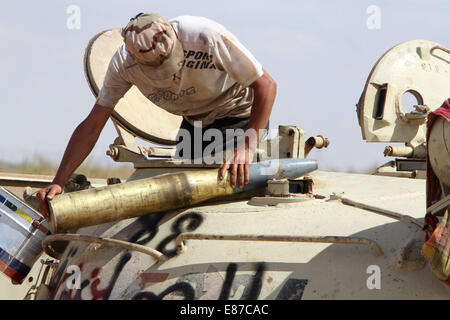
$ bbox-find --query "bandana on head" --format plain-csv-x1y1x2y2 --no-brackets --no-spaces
122,13,184,80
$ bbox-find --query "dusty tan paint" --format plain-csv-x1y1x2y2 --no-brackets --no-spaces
3,170,449,300
60,171,449,300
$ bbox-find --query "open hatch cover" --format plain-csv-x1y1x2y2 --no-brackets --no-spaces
84,29,182,146
357,40,450,145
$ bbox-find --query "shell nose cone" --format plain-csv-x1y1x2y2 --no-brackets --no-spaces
242,158,318,191
279,158,318,178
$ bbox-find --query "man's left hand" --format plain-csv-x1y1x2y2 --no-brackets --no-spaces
219,137,257,189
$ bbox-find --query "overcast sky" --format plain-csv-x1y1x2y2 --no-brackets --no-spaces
0,0,448,173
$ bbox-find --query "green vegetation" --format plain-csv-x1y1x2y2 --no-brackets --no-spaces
0,155,134,180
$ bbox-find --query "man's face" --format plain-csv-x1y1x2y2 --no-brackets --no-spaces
123,20,184,81
128,49,156,67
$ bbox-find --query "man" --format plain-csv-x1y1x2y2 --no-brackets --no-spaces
37,13,277,219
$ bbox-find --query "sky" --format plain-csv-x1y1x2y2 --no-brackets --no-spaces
0,0,449,173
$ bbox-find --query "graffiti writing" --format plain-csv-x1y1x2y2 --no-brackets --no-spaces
132,262,266,300
131,263,309,300
156,212,203,258
50,211,308,300
52,212,203,300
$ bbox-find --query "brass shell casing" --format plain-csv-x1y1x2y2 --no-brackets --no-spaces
48,169,233,233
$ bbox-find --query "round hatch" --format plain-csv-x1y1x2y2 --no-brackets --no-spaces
84,29,182,145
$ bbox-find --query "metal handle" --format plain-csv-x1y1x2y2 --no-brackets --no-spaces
176,233,384,257
431,45,450,56
43,233,166,262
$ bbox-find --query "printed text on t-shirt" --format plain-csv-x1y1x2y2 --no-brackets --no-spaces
182,50,217,70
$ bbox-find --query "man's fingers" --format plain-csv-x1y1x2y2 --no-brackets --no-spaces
37,190,50,220
238,163,245,189
244,163,250,185
46,187,58,200
221,148,253,188
230,162,238,188
220,163,230,180
36,185,61,220
36,189,46,201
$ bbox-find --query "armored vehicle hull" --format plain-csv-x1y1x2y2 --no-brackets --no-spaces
44,171,448,300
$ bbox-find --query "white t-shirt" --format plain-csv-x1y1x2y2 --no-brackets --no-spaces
96,15,264,126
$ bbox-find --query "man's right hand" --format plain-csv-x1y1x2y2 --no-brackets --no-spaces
34,103,112,221
37,184,63,220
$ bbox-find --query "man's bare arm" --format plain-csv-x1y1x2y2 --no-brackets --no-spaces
37,103,113,219
220,68,277,188
246,68,277,141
